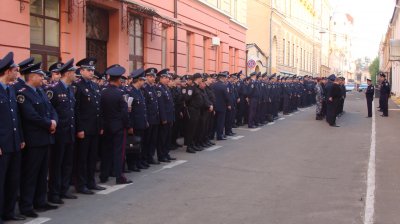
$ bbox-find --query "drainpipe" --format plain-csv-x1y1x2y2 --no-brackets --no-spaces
268,0,273,75
174,0,178,74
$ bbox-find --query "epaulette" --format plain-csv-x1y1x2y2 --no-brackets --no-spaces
18,88,26,92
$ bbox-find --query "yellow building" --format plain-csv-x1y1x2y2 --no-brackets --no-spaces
246,0,331,76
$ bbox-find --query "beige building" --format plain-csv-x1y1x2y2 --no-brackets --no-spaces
246,0,332,76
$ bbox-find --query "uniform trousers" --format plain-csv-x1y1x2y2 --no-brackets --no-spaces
49,141,74,197
19,146,50,213
100,130,124,180
75,135,99,190
0,151,21,219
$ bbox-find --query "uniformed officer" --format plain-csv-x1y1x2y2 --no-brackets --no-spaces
326,75,341,127
13,57,34,92
74,57,105,194
211,73,231,141
100,65,132,185
126,68,148,172
365,78,374,118
247,72,259,128
142,68,161,165
17,62,59,218
0,52,26,222
183,73,205,152
170,74,185,149
156,69,176,162
48,62,64,84
379,73,391,117
46,59,78,204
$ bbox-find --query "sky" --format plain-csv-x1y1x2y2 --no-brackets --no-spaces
330,0,395,59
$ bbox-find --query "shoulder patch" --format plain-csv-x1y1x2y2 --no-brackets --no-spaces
188,89,193,96
157,90,162,97
17,95,25,103
46,90,54,100
182,88,187,94
19,88,26,92
227,88,230,93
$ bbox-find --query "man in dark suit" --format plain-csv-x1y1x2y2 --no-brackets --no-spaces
126,68,149,172
100,65,132,185
74,57,105,194
46,59,78,204
379,73,391,117
211,73,231,140
155,69,176,162
0,52,26,222
17,62,59,218
365,78,374,118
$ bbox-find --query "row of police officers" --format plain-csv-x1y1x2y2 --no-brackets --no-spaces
0,51,317,222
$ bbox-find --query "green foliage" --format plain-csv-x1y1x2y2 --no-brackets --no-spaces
368,57,379,85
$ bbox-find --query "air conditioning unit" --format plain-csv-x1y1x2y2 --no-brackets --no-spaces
212,37,220,46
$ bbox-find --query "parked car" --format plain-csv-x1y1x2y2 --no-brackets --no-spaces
358,83,368,92
345,83,355,92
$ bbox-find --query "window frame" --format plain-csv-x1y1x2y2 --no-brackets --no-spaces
128,15,144,71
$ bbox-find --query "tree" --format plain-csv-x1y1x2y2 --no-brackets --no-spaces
368,57,379,85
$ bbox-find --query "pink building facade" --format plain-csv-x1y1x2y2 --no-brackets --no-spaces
0,0,247,75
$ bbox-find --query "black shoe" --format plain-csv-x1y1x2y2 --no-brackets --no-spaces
366,116,372,118
193,145,204,151
186,147,196,153
35,203,58,212
330,124,340,127
225,133,234,136
21,210,38,218
116,177,132,185
381,114,388,117
208,141,216,145
204,141,213,147
123,169,133,173
76,187,94,195
232,124,238,128
48,196,64,204
166,155,177,160
141,161,150,167
128,166,141,172
136,163,148,169
3,214,26,221
217,137,227,141
147,159,161,165
88,185,106,191
158,158,170,163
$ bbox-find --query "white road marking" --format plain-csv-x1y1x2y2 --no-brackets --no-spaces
235,127,261,132
356,98,361,100
97,183,133,195
230,135,244,140
205,145,222,152
267,122,275,125
285,114,293,116
278,117,285,121
364,100,376,224
388,109,400,111
294,111,300,114
249,128,261,132
151,160,188,173
24,218,51,224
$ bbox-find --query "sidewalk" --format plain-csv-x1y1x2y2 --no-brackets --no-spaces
374,98,400,224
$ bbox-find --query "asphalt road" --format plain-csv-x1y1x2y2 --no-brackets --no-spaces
12,91,400,224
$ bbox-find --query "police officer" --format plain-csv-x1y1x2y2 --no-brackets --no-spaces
100,65,132,185
247,72,259,128
126,68,148,172
74,57,105,194
156,69,176,162
48,62,64,84
183,73,205,152
365,78,374,118
46,59,78,204
379,73,391,117
13,57,34,92
211,73,231,140
17,62,59,218
142,68,160,165
0,52,26,222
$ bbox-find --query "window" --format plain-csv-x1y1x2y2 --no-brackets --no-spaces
128,15,143,72
203,37,207,72
186,32,192,72
287,41,290,65
161,26,168,69
282,39,286,65
292,44,295,67
30,0,60,69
